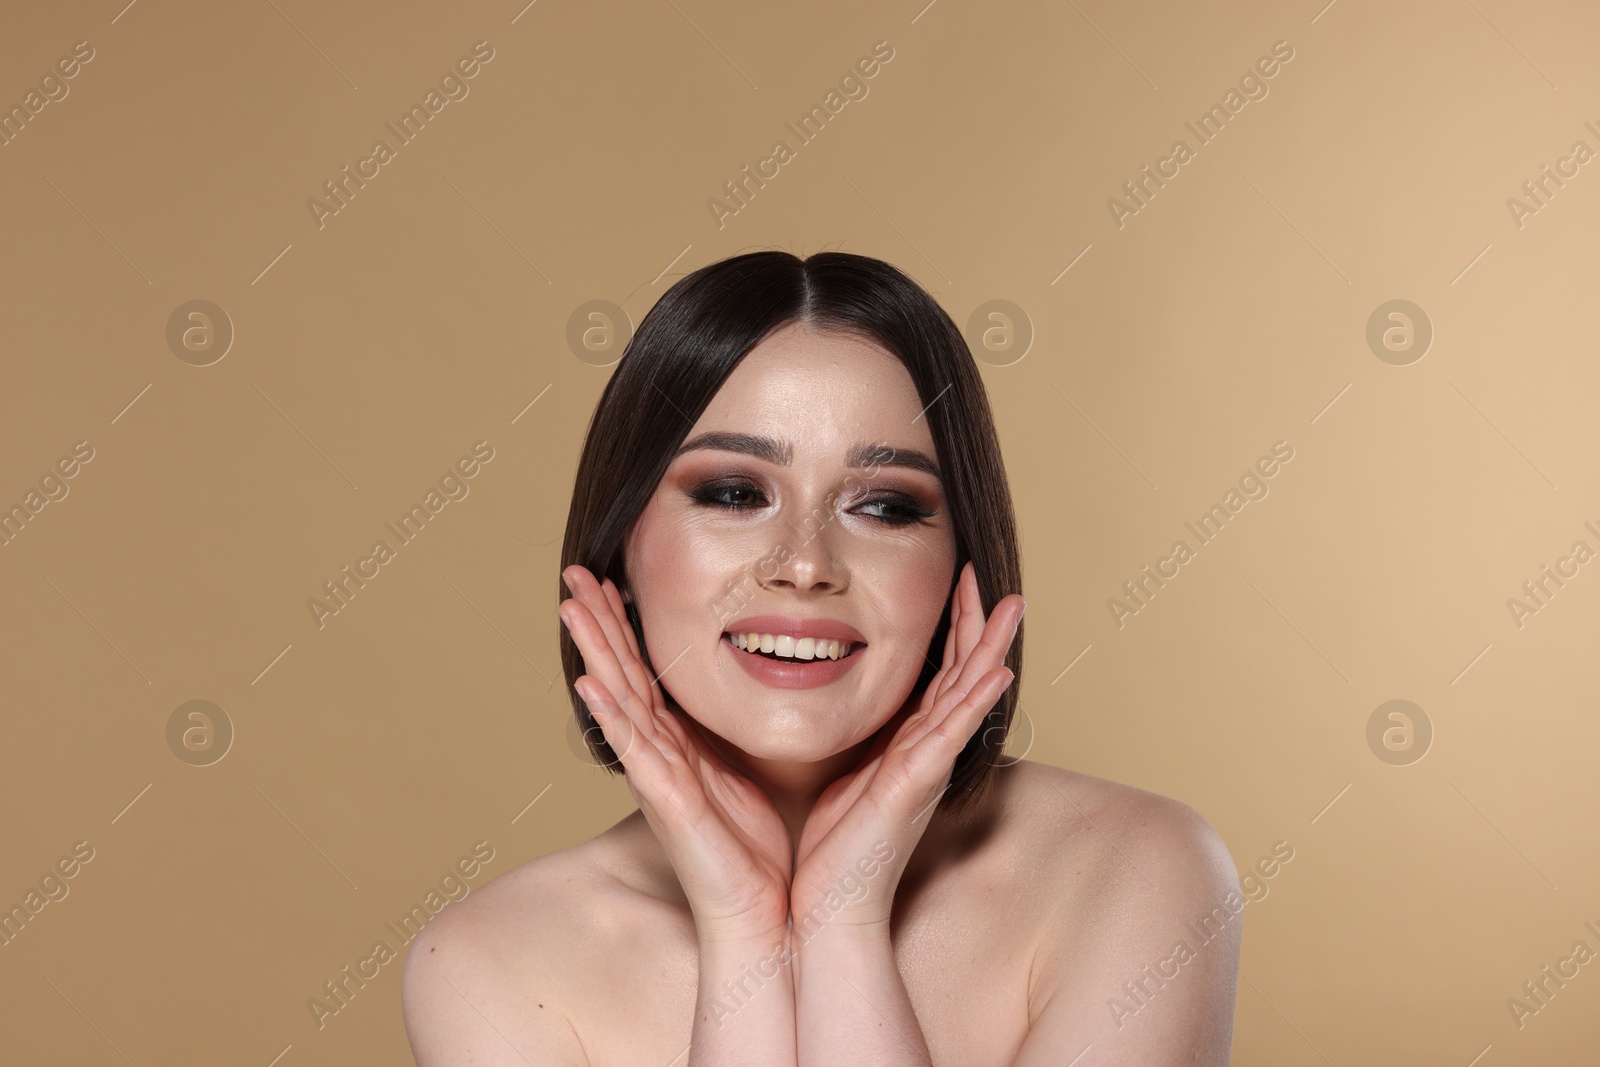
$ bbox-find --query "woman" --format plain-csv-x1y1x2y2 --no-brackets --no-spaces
402,251,1241,1065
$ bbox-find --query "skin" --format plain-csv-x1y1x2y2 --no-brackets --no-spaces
401,323,1243,1065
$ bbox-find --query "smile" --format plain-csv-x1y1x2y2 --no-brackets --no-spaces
719,631,865,689
727,631,859,661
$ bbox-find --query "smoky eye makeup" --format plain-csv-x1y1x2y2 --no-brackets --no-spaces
853,492,937,525
683,471,940,528
686,475,767,510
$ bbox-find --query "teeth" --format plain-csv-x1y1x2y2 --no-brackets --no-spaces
731,632,854,660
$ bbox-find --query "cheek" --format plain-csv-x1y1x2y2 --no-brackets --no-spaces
626,505,772,662
888,568,948,636
851,536,956,660
633,514,758,604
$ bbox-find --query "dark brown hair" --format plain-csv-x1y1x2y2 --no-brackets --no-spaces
559,249,1023,823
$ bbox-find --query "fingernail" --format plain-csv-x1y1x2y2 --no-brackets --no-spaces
561,570,572,593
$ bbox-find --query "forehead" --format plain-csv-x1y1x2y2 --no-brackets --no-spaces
691,324,934,455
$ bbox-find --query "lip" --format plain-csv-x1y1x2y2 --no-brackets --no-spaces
721,632,865,689
719,615,868,646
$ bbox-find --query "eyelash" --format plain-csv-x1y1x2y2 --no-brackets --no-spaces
689,479,936,526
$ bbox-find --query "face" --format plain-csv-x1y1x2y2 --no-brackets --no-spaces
621,321,959,764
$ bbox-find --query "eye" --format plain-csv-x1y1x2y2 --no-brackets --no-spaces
688,479,936,526
689,478,768,511
855,494,936,527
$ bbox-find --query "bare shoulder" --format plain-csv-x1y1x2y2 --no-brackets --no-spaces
997,759,1238,900
994,760,1242,1063
400,824,652,1067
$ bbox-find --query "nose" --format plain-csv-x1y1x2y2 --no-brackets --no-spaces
764,503,848,593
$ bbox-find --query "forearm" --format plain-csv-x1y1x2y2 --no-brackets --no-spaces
793,921,931,1066
689,931,798,1067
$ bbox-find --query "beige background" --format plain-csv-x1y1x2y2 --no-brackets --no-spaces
2,0,1597,1063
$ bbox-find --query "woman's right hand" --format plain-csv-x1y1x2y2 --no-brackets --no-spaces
558,564,794,946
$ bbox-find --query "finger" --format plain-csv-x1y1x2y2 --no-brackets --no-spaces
906,599,1022,748
564,566,638,672
580,680,745,869
936,562,986,702
937,564,963,676
574,676,641,766
576,678,680,806
946,593,1024,703
904,666,1014,777
563,567,660,724
598,575,664,708
576,681,675,790
933,667,1014,752
561,595,660,743
929,562,967,703
903,563,974,739
599,576,645,661
884,667,1012,812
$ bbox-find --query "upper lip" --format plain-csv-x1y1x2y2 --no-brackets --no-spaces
721,615,868,645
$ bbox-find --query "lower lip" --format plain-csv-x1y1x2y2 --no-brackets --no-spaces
722,634,865,689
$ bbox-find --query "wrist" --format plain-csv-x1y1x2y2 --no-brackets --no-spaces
790,909,890,947
789,916,894,992
790,885,896,942
697,923,793,953
697,931,797,994
790,840,906,932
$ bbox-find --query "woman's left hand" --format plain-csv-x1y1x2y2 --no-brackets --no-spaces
788,560,1024,934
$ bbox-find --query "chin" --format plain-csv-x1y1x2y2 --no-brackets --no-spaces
697,715,868,766
738,737,853,765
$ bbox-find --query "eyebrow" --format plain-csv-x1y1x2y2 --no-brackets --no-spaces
674,431,943,480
